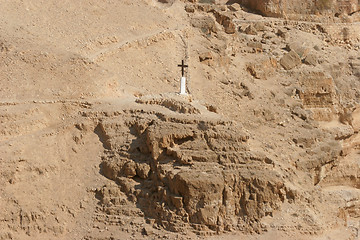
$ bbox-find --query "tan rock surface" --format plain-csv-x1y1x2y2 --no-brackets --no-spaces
0,0,360,240
233,0,360,20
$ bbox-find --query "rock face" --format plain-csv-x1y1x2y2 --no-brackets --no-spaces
350,57,360,77
1,0,360,239
213,10,236,34
247,56,277,79
235,0,360,19
299,72,337,109
191,16,218,35
96,97,297,234
280,50,301,70
296,71,338,121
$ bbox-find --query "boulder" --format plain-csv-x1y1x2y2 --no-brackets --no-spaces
262,31,277,39
199,51,213,62
123,161,137,178
254,22,266,31
196,4,215,12
185,4,195,13
136,163,151,179
212,10,236,34
191,16,217,34
286,42,310,59
303,53,318,66
228,3,241,12
280,50,301,70
247,41,263,50
350,59,360,77
277,28,288,38
244,24,257,35
247,56,277,79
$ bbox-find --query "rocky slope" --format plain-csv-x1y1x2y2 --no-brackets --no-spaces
231,0,360,20
0,0,359,239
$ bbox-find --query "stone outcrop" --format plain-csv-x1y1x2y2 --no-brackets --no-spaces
295,71,338,121
350,57,360,77
247,56,277,79
298,71,337,108
191,16,218,35
303,53,318,66
286,42,311,60
232,0,360,20
95,98,297,234
280,50,301,70
135,95,201,114
212,9,236,34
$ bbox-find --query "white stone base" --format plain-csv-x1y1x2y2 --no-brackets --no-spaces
180,77,186,95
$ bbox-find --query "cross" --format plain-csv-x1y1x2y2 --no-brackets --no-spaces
178,60,188,77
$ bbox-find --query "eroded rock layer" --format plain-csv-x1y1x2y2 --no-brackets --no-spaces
225,0,359,20
95,102,297,235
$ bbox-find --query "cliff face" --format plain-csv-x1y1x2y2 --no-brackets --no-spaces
96,95,298,234
237,0,359,19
